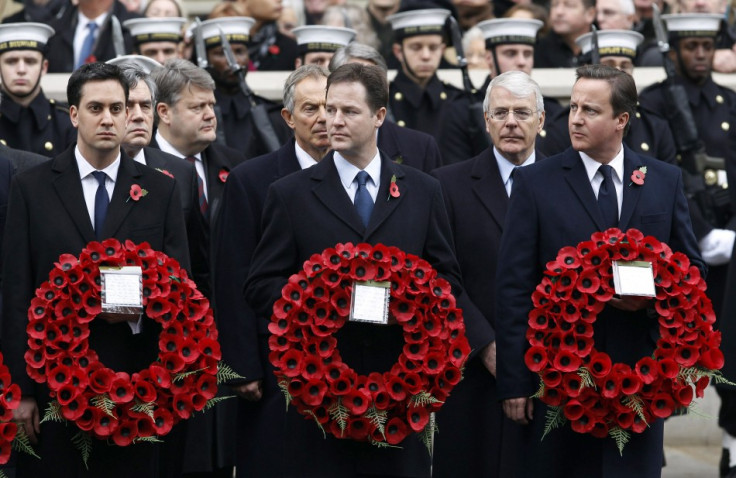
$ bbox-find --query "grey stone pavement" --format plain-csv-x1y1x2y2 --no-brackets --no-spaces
663,386,721,478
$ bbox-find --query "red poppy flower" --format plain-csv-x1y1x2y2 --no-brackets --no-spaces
563,399,585,421
345,417,371,441
556,246,581,270
129,184,148,202
268,44,280,55
385,374,407,401
448,338,470,368
542,369,562,387
153,408,174,435
302,379,328,406
561,372,583,398
61,395,88,421
47,364,72,390
218,168,229,183
657,358,679,379
0,422,16,443
110,373,135,404
92,408,118,437
343,388,370,415
601,375,621,399
674,345,699,367
634,357,659,384
672,382,694,407
552,350,581,373
575,269,600,294
650,393,675,418
55,383,79,406
620,371,642,395
403,341,429,361
698,348,724,370
389,180,400,198
112,418,139,446
524,346,548,373
384,417,409,445
570,411,597,434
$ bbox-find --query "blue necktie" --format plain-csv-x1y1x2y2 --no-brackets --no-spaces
92,171,109,240
354,171,373,227
597,164,618,229
77,22,99,69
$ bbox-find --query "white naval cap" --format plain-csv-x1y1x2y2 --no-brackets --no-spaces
476,18,543,47
107,54,163,74
576,30,644,60
292,26,356,54
198,17,255,48
123,17,186,46
0,22,55,53
662,13,722,38
387,9,451,39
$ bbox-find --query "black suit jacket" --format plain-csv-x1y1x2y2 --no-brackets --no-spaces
1,146,189,477
495,146,703,477
244,151,493,477
0,143,47,174
46,1,139,73
378,120,443,172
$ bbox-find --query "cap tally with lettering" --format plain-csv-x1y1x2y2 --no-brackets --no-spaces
0,23,55,54
123,17,186,46
387,9,451,40
198,17,255,49
576,29,644,60
476,18,543,48
292,25,356,55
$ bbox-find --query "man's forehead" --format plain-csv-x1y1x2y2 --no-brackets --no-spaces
80,80,126,102
129,82,153,101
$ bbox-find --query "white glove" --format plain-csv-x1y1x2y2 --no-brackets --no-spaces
699,229,736,266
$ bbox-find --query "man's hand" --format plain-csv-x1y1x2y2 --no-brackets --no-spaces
233,380,263,401
480,341,496,377
502,397,534,424
608,295,652,312
15,397,40,443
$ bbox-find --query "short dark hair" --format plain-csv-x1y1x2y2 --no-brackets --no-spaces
326,63,387,113
575,64,636,135
67,63,129,107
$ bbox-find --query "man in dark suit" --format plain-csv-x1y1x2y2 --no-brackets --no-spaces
45,0,139,73
495,65,704,477
2,62,189,478
0,143,47,173
329,42,444,172
431,70,545,478
243,63,494,478
215,64,330,478
149,58,244,478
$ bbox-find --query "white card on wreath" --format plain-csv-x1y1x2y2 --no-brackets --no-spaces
612,260,656,297
350,280,390,325
100,266,144,314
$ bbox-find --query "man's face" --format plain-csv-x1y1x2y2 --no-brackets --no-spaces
146,0,179,17
487,44,534,76
70,79,127,157
247,0,284,22
326,81,385,161
302,51,334,68
679,0,725,13
282,76,329,158
673,37,715,83
568,77,628,161
467,37,487,70
139,41,179,65
393,35,445,84
550,0,595,36
596,0,634,29
207,44,248,84
485,86,544,164
601,55,634,75
157,84,217,153
0,50,47,99
123,81,154,151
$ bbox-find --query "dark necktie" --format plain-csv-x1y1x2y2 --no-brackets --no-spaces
186,156,208,218
92,171,108,240
354,171,373,227
77,22,99,69
597,164,618,229
508,166,520,196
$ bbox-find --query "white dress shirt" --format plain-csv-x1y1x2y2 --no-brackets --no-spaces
155,131,208,200
73,12,108,67
333,151,381,203
493,147,536,197
295,141,319,170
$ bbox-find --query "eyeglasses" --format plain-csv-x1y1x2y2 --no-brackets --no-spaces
488,108,536,121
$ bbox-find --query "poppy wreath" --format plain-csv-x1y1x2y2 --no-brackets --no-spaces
0,352,24,473
526,228,728,452
269,243,470,450
26,239,237,452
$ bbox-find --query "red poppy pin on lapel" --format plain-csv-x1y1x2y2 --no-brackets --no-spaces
156,168,174,179
388,175,400,200
128,184,148,202
218,169,229,183
630,166,647,186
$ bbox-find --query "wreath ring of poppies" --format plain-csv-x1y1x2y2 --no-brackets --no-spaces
269,242,471,449
26,239,223,447
526,228,725,450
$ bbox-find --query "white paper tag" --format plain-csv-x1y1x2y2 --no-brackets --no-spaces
349,280,390,325
100,266,144,313
612,260,656,297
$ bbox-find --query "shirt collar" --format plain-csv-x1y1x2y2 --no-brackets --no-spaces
78,11,108,29
493,147,536,184
132,149,146,165
294,141,319,170
579,145,624,183
333,150,381,190
155,131,200,160
75,144,121,181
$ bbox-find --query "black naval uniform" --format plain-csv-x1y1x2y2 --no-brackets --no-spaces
214,89,291,160
537,103,677,164
0,90,76,158
388,69,462,139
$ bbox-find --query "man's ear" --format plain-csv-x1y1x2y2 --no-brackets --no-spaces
281,108,295,130
156,102,170,125
69,105,79,128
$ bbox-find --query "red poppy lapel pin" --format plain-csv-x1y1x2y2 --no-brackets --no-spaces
156,168,174,179
629,166,647,187
218,169,229,183
85,55,97,64
388,175,400,201
268,44,280,55
128,184,148,202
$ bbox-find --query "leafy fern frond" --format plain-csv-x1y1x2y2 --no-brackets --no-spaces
13,425,40,460
92,395,117,418
71,430,92,469
204,395,235,410
541,406,566,441
40,400,64,424
216,363,245,384
608,426,631,456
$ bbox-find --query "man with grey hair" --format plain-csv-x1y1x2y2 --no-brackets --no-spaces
596,0,635,30
431,70,545,478
149,58,244,478
329,42,443,172
214,64,330,477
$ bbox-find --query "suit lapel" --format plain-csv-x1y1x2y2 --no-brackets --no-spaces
102,153,141,239
618,147,643,231
365,154,405,238
52,149,97,243
562,148,606,231
471,149,508,230
277,140,301,180
311,153,365,236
